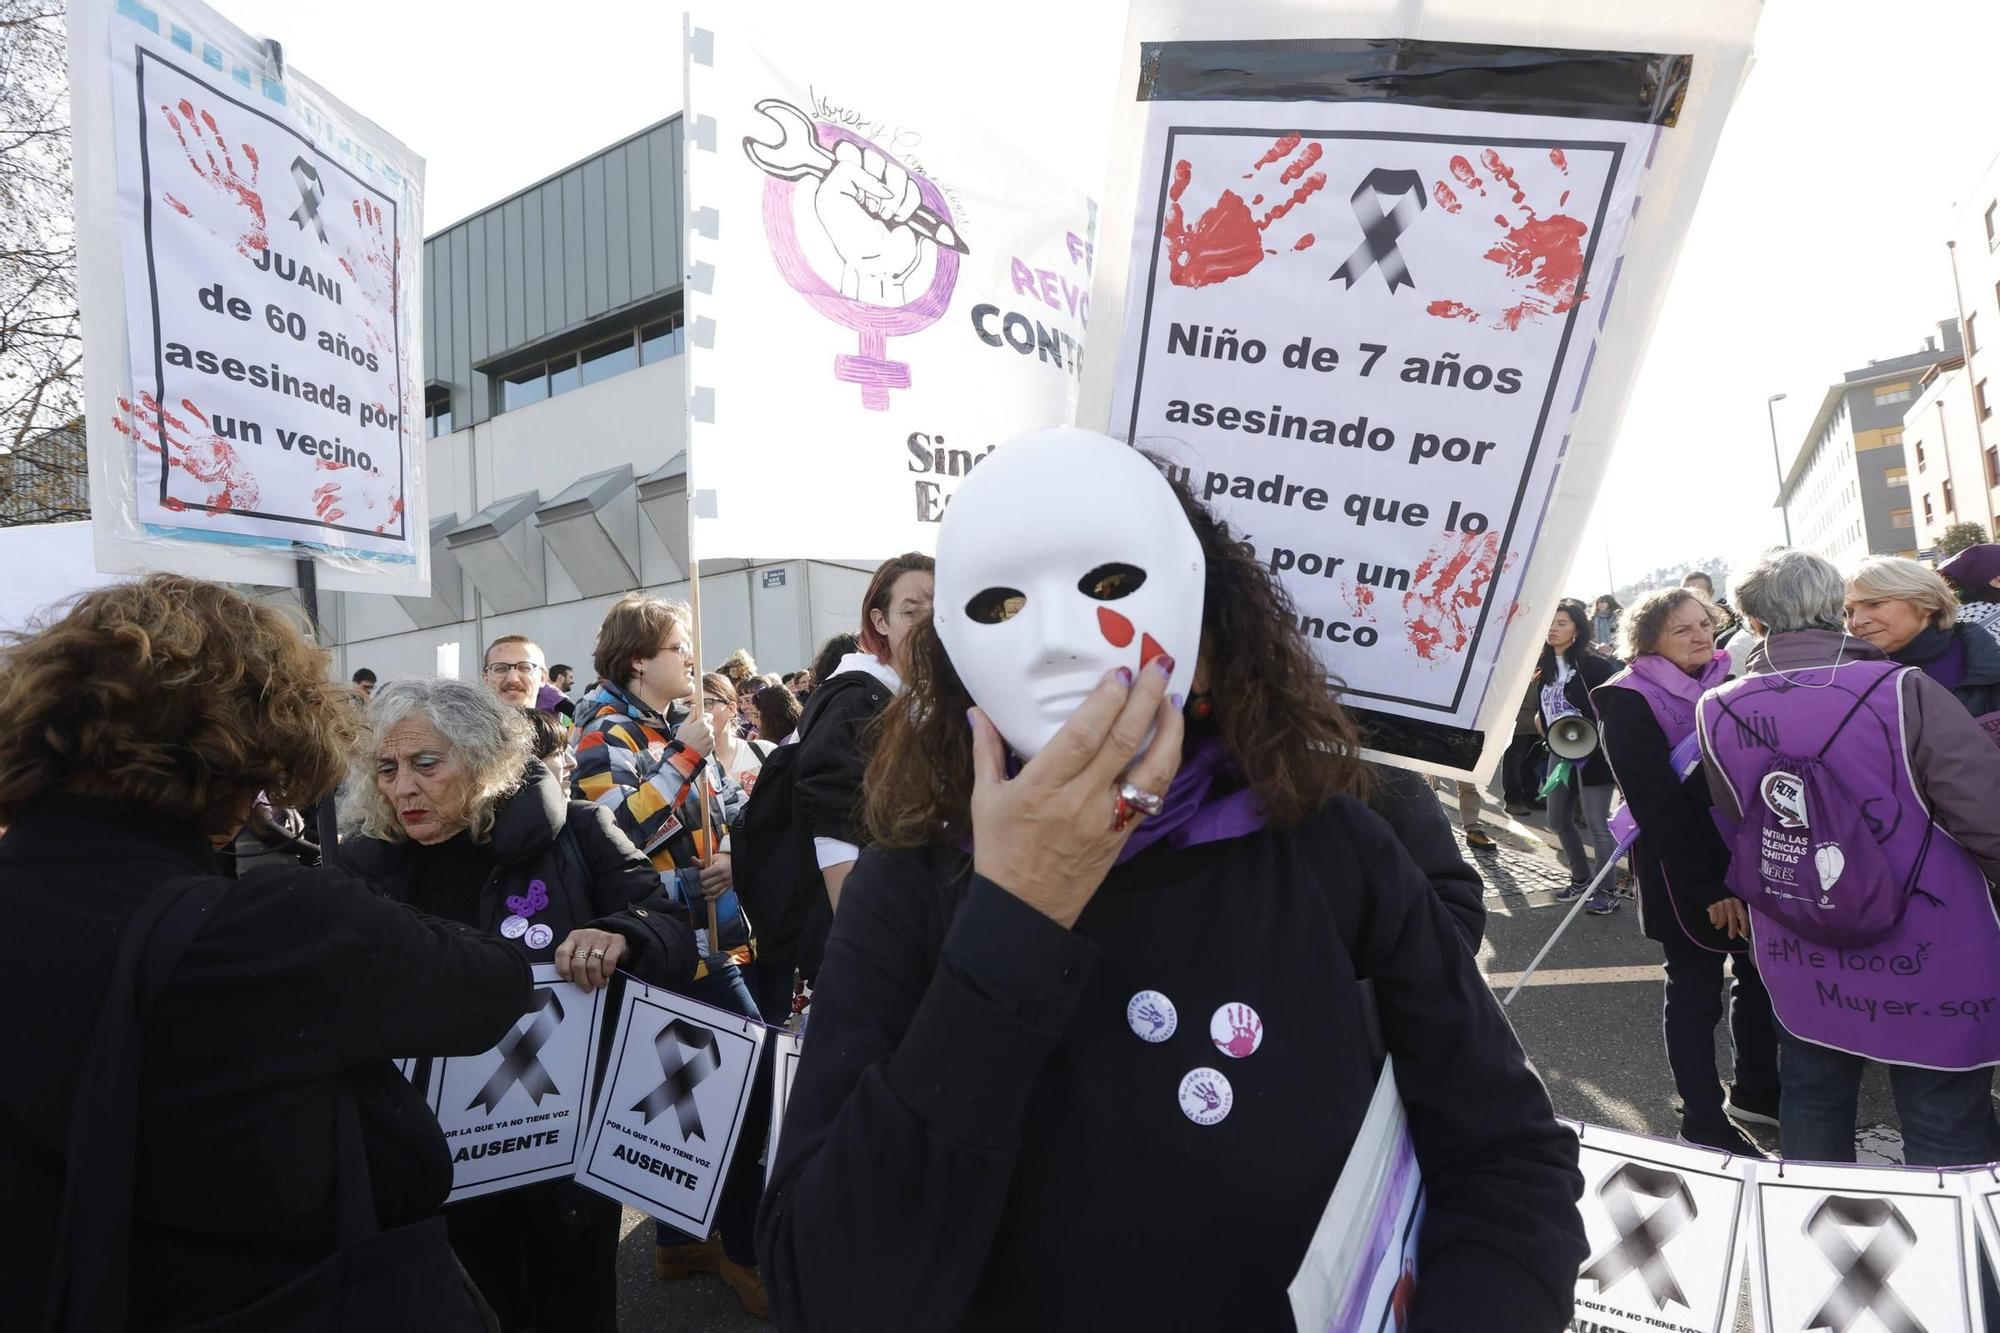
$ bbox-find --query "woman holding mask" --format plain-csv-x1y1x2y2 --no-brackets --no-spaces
758,429,1586,1332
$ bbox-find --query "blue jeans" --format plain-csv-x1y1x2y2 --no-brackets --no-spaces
655,960,769,1265
1546,770,1616,886
1658,928,1778,1130
1777,1032,2000,1166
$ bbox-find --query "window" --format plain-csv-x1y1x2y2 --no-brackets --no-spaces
641,319,685,365
1989,201,1999,250
1969,312,1980,355
547,352,580,398
1980,379,1993,420
581,336,638,386
1987,446,1998,488
1882,430,1903,449
1885,466,1908,488
424,386,452,439
1917,439,1928,470
1873,383,1912,407
1944,479,1957,514
501,363,548,411
1921,495,1933,523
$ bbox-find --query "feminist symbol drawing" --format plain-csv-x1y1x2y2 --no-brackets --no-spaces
1802,1195,1927,1333
1329,169,1428,292
466,987,566,1114
744,98,967,410
1578,1163,1697,1311
632,1019,721,1141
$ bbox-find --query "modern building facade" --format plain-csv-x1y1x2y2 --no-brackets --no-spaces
320,117,878,685
1777,321,1961,567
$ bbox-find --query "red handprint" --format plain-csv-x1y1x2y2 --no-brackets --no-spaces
1162,133,1328,289
339,198,399,359
158,99,267,259
1426,148,1587,331
1400,532,1511,663
311,481,346,525
110,392,260,515
1215,1004,1262,1058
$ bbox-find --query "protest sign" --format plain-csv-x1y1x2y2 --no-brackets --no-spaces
576,980,766,1233
427,965,605,1203
1570,1123,1748,1333
1287,1058,1423,1333
1085,1,1758,775
70,0,428,594
1961,1170,2000,1274
1747,1161,1983,1333
766,1028,802,1187
680,14,1094,561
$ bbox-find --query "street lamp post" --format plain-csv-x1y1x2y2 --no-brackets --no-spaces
1766,392,1791,545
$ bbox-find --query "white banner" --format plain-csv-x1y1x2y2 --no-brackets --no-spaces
70,0,427,593
766,1028,802,1187
1570,1123,1749,1333
1748,1160,1984,1333
682,14,1093,560
428,966,606,1204
575,981,767,1233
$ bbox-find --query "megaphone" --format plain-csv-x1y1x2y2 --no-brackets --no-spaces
1547,715,1599,761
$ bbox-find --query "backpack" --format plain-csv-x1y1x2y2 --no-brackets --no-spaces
1711,668,1933,948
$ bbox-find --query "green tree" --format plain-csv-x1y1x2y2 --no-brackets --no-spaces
1937,521,1990,557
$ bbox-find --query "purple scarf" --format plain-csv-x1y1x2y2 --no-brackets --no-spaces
1625,647,1731,710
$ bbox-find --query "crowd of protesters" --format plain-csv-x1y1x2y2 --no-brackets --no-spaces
4,431,1999,1329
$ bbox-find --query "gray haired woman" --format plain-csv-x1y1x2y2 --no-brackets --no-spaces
339,677,698,1332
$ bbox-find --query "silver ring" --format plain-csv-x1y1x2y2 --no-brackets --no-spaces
1116,781,1165,817
588,947,607,959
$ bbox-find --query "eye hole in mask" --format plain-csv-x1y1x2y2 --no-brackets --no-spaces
966,587,1027,624
1079,563,1147,601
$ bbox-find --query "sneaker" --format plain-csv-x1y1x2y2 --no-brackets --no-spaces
1555,880,1589,903
1584,889,1619,915
1465,828,1497,850
1725,1083,1781,1129
654,1236,722,1281
1679,1119,1766,1157
1504,801,1533,817
720,1254,772,1320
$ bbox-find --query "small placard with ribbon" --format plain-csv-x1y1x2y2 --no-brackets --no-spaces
426,963,606,1203
573,977,767,1234
1749,1159,1982,1333
1571,1122,1748,1333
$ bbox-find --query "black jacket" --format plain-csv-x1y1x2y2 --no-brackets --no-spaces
758,798,1585,1332
343,760,698,988
793,669,893,849
0,796,531,1331
1534,649,1616,786
1592,684,1737,952
1364,764,1486,948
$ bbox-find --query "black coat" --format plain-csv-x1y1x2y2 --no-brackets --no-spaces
1592,684,1737,952
1534,649,1616,786
793,670,892,848
1364,764,1486,948
342,761,698,988
0,796,532,1331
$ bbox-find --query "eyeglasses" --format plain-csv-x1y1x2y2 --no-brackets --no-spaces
483,661,541,677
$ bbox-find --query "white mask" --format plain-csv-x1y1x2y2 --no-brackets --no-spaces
934,427,1205,759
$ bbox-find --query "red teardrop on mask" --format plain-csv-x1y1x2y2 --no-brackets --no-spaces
1098,607,1134,648
1140,633,1168,669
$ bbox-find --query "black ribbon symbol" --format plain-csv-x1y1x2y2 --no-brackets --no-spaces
631,1019,721,1141
1330,168,1428,292
1804,1195,1926,1333
288,156,327,244
1579,1163,1697,1311
466,987,565,1114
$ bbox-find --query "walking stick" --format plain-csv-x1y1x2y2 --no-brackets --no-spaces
1501,831,1638,1007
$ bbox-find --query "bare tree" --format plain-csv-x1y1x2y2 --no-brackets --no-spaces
0,1,82,519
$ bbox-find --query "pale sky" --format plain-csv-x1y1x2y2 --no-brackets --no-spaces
216,0,2000,596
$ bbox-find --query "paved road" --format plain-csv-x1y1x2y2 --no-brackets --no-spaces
615,786,1920,1331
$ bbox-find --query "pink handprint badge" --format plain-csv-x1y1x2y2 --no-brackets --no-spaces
1177,1067,1234,1127
1209,1003,1264,1059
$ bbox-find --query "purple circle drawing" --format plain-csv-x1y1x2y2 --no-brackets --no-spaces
760,123,962,410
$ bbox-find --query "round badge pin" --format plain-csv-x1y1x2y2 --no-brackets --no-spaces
1126,990,1178,1042
1210,1002,1264,1059
523,923,554,950
499,914,530,940
1177,1067,1233,1126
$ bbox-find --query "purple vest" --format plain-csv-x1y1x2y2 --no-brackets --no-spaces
1601,665,1722,951
1698,658,2000,1069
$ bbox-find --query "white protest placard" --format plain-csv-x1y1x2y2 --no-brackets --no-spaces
70,0,428,594
1085,3,1758,775
1288,1058,1424,1333
1748,1161,1983,1333
427,965,605,1204
765,1028,802,1187
1570,1123,1748,1333
1961,1169,2000,1272
575,981,766,1233
681,14,1094,560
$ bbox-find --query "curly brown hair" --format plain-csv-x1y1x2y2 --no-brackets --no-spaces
0,574,357,833
1618,586,1725,659
865,474,1366,848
